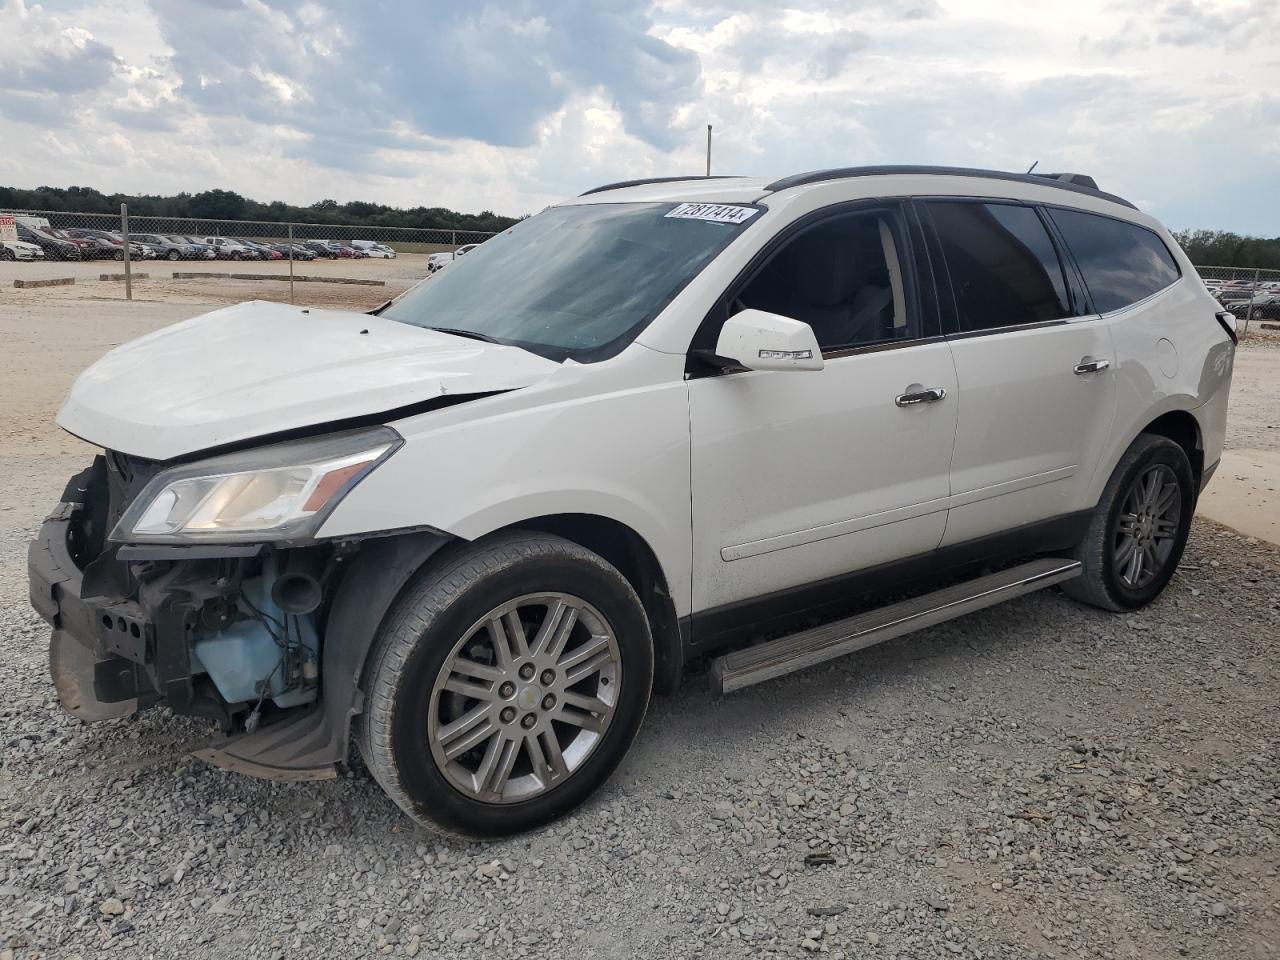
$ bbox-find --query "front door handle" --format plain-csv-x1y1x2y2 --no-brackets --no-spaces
895,387,947,407
1073,358,1111,375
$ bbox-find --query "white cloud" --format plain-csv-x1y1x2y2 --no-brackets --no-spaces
0,0,1275,231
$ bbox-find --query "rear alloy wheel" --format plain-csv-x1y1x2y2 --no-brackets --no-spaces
359,532,653,838
1063,433,1194,611
1112,464,1182,590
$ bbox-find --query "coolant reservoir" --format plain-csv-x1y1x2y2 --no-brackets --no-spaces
191,556,319,708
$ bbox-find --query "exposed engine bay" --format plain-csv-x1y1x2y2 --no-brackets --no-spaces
42,455,338,734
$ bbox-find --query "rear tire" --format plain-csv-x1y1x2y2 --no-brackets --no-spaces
1063,434,1195,611
358,532,653,838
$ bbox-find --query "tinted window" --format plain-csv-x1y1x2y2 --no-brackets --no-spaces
1048,208,1181,313
732,209,912,352
927,201,1072,332
383,202,751,361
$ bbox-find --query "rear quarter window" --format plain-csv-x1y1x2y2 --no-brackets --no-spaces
1048,208,1181,313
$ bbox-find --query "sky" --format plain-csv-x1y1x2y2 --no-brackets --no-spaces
1,0,1277,233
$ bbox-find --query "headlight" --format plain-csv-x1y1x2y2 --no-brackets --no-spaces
111,427,401,544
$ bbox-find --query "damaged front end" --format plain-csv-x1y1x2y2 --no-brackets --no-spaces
30,444,449,781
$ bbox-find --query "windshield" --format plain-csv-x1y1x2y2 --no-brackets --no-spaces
382,201,755,361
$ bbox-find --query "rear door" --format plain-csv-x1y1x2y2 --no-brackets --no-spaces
919,199,1116,546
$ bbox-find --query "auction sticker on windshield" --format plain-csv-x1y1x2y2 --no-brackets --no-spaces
664,203,758,225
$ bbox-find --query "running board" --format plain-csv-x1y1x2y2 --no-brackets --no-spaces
709,557,1081,695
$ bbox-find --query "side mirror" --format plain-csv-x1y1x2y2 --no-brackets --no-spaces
715,308,824,372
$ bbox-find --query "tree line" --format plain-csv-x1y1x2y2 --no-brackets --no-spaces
0,185,521,234
4,184,1276,268
1172,230,1280,271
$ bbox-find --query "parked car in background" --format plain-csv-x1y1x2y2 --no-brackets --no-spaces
131,234,204,261
202,237,260,261
352,240,397,258
427,243,480,273
1246,295,1280,319
171,236,217,259
108,234,158,259
241,240,283,261
303,240,341,259
1,239,45,261
16,223,81,260
62,228,125,260
271,243,317,261
49,229,97,258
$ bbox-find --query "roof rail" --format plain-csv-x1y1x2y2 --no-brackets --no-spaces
1036,172,1098,189
579,175,741,197
764,165,1135,210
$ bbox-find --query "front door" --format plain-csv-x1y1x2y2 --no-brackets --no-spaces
688,203,958,625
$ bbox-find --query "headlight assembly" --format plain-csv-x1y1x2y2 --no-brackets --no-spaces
111,427,401,544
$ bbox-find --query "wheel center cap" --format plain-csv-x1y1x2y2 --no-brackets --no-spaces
517,685,542,710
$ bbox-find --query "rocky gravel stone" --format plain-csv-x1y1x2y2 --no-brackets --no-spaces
2,522,1276,958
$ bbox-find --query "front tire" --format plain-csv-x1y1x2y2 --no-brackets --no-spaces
1063,434,1195,611
358,532,653,838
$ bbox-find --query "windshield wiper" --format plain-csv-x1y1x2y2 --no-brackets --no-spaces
424,326,503,344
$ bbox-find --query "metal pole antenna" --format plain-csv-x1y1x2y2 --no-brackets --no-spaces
706,125,712,176
288,223,295,305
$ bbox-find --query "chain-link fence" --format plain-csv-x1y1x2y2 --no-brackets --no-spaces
2,205,496,303
1195,265,1280,331
5,205,1280,331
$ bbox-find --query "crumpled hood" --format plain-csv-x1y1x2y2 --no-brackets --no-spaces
58,300,560,460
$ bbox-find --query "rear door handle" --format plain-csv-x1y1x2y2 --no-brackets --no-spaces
1073,358,1111,375
895,387,947,407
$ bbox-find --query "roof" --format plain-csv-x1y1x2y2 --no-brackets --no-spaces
575,165,1136,211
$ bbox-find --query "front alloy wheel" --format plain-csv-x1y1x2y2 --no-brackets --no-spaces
359,532,653,838
429,594,620,804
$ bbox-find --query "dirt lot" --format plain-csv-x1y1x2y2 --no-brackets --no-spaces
0,285,1277,959
0,252,426,313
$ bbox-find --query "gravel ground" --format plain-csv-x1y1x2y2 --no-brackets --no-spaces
1,295,1278,959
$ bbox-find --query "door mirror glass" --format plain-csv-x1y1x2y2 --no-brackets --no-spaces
715,308,824,372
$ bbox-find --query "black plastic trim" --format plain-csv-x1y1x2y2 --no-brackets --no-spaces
117,543,264,561
1215,311,1239,345
764,165,1137,210
682,510,1092,656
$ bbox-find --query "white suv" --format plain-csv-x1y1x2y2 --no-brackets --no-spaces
30,166,1235,837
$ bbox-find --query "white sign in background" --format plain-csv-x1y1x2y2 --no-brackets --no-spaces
0,216,16,243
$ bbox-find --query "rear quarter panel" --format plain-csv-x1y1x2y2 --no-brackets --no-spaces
1085,265,1234,506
